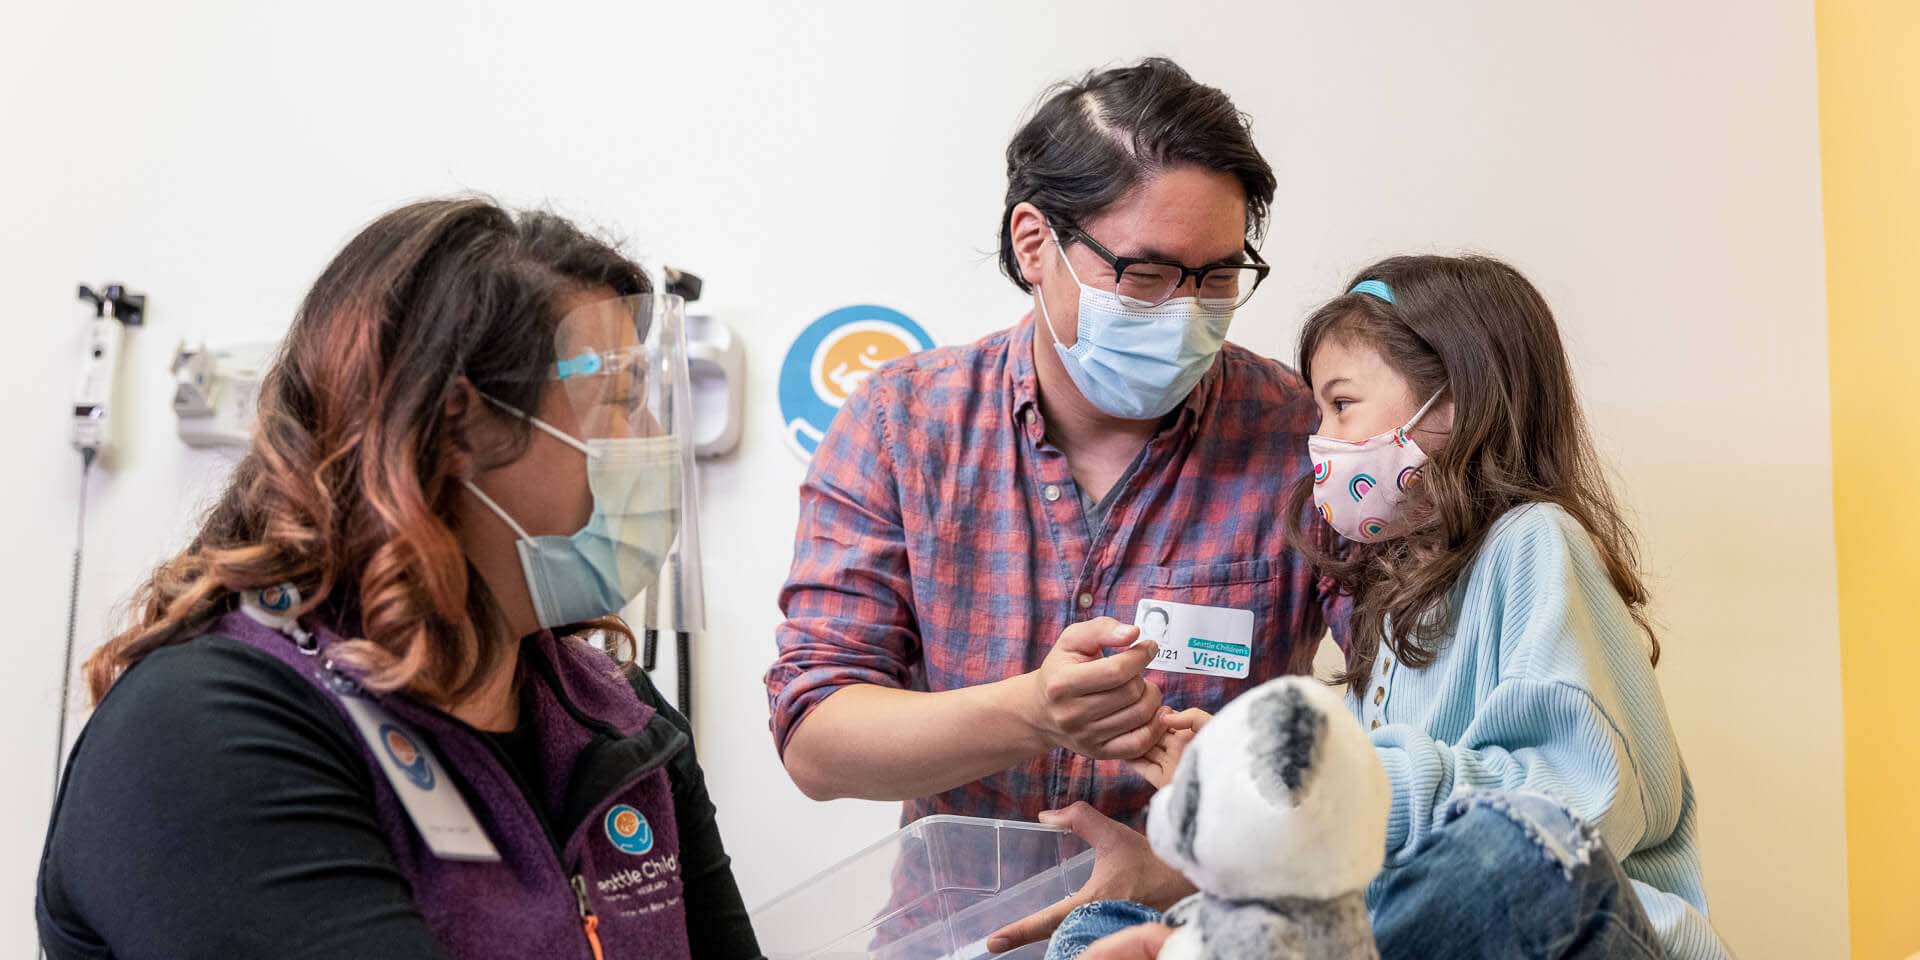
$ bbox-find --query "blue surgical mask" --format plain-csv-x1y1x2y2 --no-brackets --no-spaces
1037,229,1234,420
465,411,682,630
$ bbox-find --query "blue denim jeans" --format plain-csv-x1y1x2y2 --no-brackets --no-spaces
1046,900,1164,960
1045,790,1661,960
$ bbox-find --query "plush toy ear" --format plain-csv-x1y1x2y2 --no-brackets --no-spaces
1248,682,1327,809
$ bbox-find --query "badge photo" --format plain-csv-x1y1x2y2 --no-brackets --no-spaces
1133,597,1256,680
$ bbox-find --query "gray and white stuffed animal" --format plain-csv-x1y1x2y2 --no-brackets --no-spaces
1145,677,1391,960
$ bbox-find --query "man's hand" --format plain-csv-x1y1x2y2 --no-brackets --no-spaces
1125,708,1212,789
1081,924,1175,960
985,802,1195,953
1021,618,1166,760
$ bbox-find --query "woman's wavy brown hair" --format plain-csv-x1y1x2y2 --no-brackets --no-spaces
1283,255,1658,689
86,197,648,704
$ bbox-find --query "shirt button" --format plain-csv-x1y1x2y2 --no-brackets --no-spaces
1373,686,1386,706
1044,484,1062,502
1077,592,1093,609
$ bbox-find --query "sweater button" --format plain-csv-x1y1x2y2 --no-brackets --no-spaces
1373,686,1385,705
1371,718,1381,730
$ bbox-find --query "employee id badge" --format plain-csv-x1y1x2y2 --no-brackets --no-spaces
1133,598,1256,679
338,695,501,862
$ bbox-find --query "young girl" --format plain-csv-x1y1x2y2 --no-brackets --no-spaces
1079,255,1728,959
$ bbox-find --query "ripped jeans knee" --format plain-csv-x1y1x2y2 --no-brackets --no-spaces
1438,789,1601,881
1371,789,1661,960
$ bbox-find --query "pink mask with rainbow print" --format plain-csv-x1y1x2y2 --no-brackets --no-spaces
1309,390,1445,542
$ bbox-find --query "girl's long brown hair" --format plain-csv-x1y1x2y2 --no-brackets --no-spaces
1284,255,1658,688
87,197,648,705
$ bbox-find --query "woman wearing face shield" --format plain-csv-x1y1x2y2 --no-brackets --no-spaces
36,198,761,960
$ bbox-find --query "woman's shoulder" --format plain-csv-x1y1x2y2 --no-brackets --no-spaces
75,631,366,786
43,632,431,959
616,658,691,737
102,630,340,716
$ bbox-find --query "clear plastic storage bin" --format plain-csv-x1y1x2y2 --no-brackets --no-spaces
751,815,1096,960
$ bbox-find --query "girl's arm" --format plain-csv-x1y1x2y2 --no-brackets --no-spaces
1368,505,1680,867
1369,678,1642,864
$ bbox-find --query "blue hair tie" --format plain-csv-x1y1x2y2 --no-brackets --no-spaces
1349,279,1395,303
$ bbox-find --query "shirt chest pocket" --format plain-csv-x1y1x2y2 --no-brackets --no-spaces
1111,558,1290,711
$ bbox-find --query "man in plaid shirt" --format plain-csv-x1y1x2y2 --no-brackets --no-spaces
765,59,1339,947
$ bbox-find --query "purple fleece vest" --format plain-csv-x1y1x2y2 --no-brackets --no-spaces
218,611,692,960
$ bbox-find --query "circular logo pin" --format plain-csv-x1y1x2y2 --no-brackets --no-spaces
259,584,295,612
778,305,933,462
378,723,435,791
604,803,655,855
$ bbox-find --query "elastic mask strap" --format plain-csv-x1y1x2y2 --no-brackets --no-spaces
480,393,593,457
462,480,534,542
1049,228,1087,287
1037,228,1083,351
1404,388,1447,430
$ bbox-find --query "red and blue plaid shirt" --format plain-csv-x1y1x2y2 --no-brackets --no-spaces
767,316,1339,829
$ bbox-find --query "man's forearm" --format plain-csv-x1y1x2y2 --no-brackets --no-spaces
780,678,1050,801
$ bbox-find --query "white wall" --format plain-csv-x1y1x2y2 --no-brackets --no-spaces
1,2,1845,956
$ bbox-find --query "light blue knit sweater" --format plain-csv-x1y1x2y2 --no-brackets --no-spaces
1352,503,1728,959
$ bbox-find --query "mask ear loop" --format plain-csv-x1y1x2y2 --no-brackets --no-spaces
1048,227,1087,287
1395,387,1449,449
463,479,534,542
463,393,594,539
1036,228,1084,353
480,393,594,456
1404,388,1447,430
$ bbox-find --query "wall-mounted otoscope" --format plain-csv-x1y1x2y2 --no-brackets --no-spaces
72,283,145,463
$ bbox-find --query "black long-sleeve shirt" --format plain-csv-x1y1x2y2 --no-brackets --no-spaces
37,634,761,959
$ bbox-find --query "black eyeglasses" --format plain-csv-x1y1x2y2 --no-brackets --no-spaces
1063,227,1270,311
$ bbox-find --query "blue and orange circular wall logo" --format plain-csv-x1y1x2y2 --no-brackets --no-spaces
604,803,654,855
779,305,934,462
378,723,434,791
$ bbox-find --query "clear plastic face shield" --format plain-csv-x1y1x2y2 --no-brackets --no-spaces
468,293,699,630
573,292,708,647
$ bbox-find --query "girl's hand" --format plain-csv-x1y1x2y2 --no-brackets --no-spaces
1162,707,1211,734
1082,923,1175,960
1127,708,1213,789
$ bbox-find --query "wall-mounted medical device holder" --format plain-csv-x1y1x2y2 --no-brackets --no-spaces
687,312,745,459
171,340,277,449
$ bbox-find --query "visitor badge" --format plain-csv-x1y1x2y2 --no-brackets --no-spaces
1133,598,1255,679
338,695,501,862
